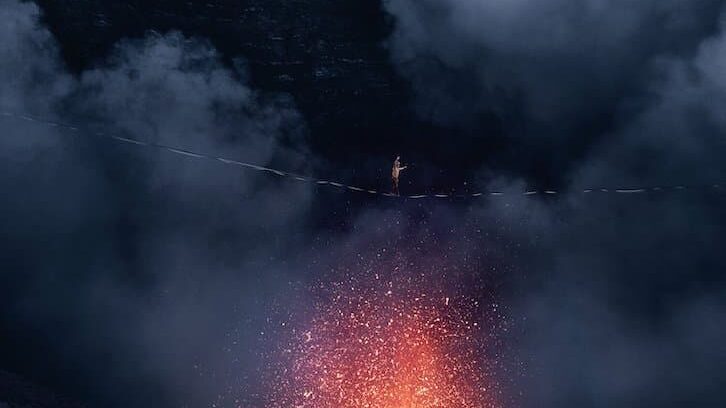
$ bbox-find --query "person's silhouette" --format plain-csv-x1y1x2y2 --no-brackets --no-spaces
391,156,407,196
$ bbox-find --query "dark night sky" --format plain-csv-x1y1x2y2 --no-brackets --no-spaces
1,0,726,407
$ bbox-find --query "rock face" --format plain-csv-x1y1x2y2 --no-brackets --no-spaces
34,0,410,157
32,0,499,185
0,371,83,408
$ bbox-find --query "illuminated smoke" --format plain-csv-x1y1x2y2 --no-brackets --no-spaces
267,257,504,408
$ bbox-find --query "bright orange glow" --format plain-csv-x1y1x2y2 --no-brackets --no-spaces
268,271,501,408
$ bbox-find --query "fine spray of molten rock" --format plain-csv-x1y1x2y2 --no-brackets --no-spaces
268,269,501,408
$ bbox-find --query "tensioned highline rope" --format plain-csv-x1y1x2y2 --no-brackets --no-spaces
2,111,723,199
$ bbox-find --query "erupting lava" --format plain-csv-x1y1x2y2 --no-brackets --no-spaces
268,267,501,408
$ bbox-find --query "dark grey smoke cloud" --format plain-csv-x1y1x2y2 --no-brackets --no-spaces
384,0,725,177
3,0,726,406
386,0,726,406
1,0,314,406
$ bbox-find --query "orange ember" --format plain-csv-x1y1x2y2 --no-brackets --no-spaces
269,273,500,408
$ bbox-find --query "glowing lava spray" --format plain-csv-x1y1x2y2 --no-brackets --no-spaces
267,260,503,408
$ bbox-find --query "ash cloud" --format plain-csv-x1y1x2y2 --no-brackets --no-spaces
384,0,725,179
385,0,726,406
0,0,313,406
2,0,726,406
